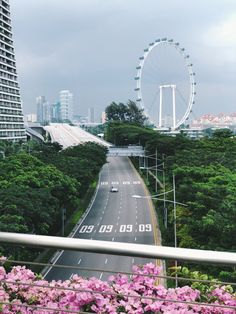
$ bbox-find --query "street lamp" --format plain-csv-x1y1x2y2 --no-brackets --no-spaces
140,149,164,192
133,175,187,287
62,208,66,237
0,150,5,159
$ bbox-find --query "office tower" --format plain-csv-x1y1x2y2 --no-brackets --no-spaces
25,113,37,123
36,96,50,124
50,101,61,122
88,107,95,123
0,0,26,141
36,96,46,123
59,90,73,121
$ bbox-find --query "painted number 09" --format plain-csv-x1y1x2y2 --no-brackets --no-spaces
120,225,132,232
139,224,152,232
79,225,94,233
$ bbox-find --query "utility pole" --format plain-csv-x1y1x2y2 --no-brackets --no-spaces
173,174,178,288
62,208,66,237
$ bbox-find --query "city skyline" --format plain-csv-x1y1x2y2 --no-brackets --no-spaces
10,0,236,120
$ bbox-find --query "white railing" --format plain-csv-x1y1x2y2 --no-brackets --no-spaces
0,232,235,314
0,232,235,265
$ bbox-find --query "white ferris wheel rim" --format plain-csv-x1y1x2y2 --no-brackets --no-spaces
135,38,196,129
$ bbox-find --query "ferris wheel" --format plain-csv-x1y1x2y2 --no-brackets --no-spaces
135,38,196,129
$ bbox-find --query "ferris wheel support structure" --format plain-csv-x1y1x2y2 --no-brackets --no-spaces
159,84,176,129
135,38,196,130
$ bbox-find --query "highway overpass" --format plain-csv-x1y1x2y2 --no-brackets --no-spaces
44,123,111,148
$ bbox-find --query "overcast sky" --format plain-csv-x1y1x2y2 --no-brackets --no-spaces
10,0,236,121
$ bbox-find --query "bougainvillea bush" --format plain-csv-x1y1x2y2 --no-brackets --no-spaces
0,261,235,314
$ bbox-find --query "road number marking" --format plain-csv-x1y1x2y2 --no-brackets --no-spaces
120,224,132,232
99,225,113,233
139,224,152,232
123,181,130,185
79,224,152,234
79,225,94,233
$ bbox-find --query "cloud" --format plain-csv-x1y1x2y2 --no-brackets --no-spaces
204,14,236,63
9,0,236,117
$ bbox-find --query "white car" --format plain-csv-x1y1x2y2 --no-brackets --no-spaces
110,186,118,192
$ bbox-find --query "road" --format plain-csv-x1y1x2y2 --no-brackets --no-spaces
44,123,111,148
45,157,160,281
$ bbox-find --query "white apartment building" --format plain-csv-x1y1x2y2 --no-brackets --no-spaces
59,90,73,121
0,0,26,141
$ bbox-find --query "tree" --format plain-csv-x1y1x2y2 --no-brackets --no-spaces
212,128,234,139
105,100,147,126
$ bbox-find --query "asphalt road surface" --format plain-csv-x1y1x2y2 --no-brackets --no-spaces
45,157,160,281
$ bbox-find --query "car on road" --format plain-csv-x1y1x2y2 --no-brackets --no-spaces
110,186,118,192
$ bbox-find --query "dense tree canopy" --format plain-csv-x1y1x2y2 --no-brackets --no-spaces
0,141,107,260
105,122,236,257
105,100,147,126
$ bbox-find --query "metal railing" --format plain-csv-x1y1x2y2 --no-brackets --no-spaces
0,232,236,313
0,232,235,265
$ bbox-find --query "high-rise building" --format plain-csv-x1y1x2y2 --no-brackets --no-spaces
25,113,37,123
59,90,73,121
36,96,51,124
0,0,26,141
88,107,95,123
36,96,46,123
50,101,61,122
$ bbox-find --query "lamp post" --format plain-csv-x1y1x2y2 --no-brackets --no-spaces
133,176,187,287
0,150,5,159
62,208,66,237
140,150,164,192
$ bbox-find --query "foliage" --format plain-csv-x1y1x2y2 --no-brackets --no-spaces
36,142,107,196
105,122,236,277
0,262,235,313
105,122,155,145
105,100,147,126
0,141,107,260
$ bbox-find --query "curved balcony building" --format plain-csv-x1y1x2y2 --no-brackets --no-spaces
0,0,26,141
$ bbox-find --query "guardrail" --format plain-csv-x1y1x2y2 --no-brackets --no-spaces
0,232,236,265
0,232,235,313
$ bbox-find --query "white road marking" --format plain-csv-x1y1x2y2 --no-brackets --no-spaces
99,273,103,280
105,258,108,264
133,181,141,184
69,273,74,280
123,181,130,185
78,259,82,265
132,258,135,263
101,182,108,185
112,237,114,241
135,237,137,241
111,181,119,185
